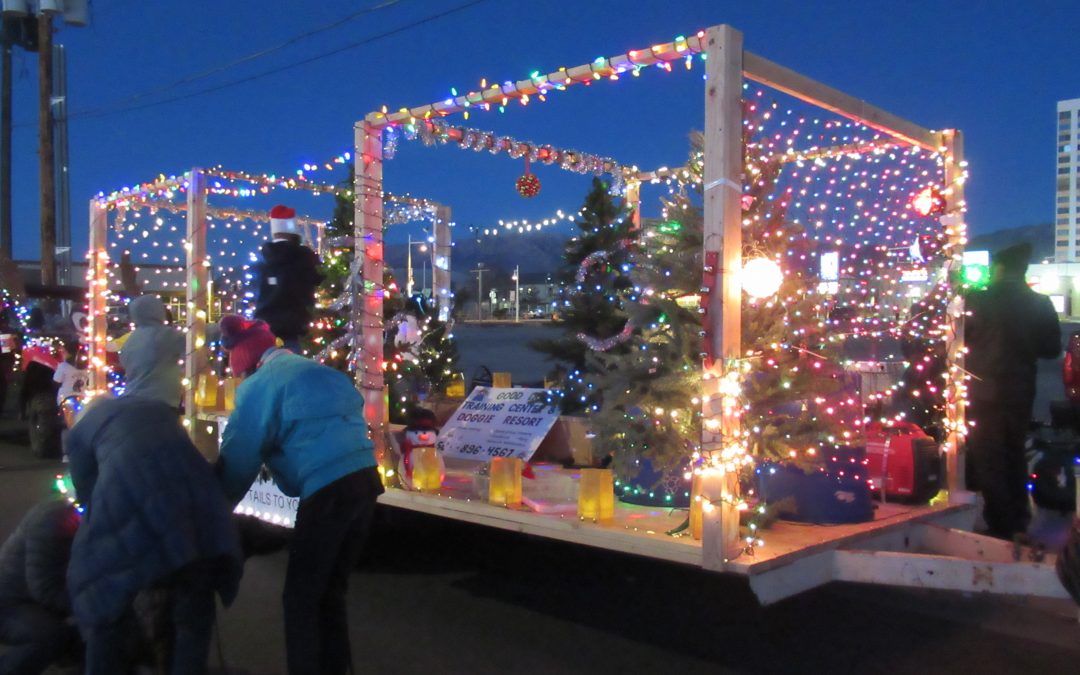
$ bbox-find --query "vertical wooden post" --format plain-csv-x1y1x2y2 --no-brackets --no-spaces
355,122,386,457
941,130,970,501
624,179,641,234
701,24,744,570
433,204,452,322
184,169,210,451
87,199,108,392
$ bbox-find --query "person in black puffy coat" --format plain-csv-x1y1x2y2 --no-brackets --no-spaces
252,204,323,351
0,499,81,675
65,394,243,675
965,242,1061,540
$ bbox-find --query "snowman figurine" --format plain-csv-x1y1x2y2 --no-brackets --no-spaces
398,408,445,491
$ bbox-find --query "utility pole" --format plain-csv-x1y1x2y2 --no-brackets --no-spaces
471,263,487,321
52,41,69,285
0,18,11,258
36,11,54,285
513,264,520,322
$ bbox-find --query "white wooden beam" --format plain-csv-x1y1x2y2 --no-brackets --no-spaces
87,199,109,392
355,123,387,458
365,34,708,128
743,51,940,152
942,129,968,497
700,24,744,571
433,204,452,322
834,549,1070,599
184,168,209,452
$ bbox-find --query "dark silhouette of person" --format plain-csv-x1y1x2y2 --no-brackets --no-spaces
252,205,323,352
965,242,1061,540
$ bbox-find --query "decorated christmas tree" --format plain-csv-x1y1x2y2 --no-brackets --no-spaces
530,176,634,413
307,170,459,421
587,101,848,505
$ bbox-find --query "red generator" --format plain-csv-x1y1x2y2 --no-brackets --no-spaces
865,421,942,503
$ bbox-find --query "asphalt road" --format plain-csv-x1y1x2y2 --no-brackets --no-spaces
0,422,1076,674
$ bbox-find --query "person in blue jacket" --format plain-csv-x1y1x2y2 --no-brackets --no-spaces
0,499,81,675
66,391,243,674
216,314,382,675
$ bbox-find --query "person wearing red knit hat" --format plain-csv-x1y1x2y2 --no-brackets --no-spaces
251,205,323,352
215,314,380,675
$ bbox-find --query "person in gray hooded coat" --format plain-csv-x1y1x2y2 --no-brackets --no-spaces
119,295,185,407
65,363,243,672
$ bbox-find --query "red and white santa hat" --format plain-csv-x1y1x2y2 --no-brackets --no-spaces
269,204,299,237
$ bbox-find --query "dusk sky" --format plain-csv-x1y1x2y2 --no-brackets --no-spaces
5,0,1080,259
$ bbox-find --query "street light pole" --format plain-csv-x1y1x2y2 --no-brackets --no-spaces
406,233,413,296
471,263,487,320
513,264,520,322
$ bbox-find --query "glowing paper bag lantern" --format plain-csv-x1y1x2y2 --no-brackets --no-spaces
194,373,218,409
689,473,704,540
223,378,238,412
488,457,523,506
411,446,443,492
578,468,614,522
493,372,512,388
446,372,466,398
741,257,784,300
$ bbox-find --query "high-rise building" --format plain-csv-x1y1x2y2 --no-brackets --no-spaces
1056,98,1080,261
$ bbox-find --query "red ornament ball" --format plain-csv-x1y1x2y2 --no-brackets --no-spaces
516,173,541,198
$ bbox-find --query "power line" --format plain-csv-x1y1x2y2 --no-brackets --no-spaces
14,0,488,127
74,0,405,117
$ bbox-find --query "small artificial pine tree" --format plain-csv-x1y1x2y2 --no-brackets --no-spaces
585,149,704,504
530,176,634,413
306,169,459,413
305,170,355,370
384,294,460,422
587,102,847,505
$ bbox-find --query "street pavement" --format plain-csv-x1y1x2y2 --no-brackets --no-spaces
0,421,1074,674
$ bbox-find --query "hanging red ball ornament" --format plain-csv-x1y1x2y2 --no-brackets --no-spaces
516,157,541,197
516,174,541,198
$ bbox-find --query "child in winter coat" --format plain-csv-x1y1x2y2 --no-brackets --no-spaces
0,499,82,675
216,315,381,675
252,205,323,352
119,294,185,408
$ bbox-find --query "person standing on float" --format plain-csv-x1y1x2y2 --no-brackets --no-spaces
965,242,1061,540
251,205,323,353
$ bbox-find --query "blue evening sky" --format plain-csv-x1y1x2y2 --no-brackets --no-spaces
5,0,1079,259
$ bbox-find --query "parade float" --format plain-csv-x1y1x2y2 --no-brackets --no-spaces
83,23,1073,605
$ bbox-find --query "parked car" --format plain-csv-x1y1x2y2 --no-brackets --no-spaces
1065,331,1080,403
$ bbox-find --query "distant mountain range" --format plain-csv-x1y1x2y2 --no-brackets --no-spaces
383,222,1058,291
385,230,569,289
968,223,1053,261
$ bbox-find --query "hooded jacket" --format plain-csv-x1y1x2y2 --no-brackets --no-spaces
252,239,323,340
217,349,375,505
966,276,1061,403
120,295,185,406
0,500,80,615
65,396,242,629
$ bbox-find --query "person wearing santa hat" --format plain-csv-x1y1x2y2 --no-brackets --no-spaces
252,205,323,352
215,314,380,675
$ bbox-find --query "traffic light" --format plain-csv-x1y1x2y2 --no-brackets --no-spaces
961,262,989,289
960,250,990,290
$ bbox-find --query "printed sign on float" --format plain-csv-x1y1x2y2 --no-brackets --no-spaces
218,416,298,528
235,474,298,528
439,387,561,462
